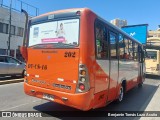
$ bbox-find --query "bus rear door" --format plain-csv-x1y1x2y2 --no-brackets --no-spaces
108,31,119,101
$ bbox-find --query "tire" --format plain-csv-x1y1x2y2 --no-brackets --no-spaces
138,74,145,88
138,82,143,88
116,86,124,103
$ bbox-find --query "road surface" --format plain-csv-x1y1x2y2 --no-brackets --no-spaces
0,77,160,120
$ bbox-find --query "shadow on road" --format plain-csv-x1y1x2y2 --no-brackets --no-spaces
33,83,159,120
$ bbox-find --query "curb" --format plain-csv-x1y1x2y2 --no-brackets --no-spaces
0,79,24,85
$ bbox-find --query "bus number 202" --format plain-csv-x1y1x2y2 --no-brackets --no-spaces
64,52,76,58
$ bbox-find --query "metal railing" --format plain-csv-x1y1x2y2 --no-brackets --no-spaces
0,0,39,16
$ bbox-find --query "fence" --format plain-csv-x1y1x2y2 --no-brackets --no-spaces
0,0,39,16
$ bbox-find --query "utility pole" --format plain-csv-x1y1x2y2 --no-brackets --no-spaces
8,0,12,56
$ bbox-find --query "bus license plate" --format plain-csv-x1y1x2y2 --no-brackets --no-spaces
43,93,54,101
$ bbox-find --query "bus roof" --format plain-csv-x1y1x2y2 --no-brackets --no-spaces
31,8,142,46
32,8,87,20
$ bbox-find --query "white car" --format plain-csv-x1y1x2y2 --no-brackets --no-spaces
0,55,25,77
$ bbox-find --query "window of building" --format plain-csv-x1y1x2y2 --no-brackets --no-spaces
0,49,7,55
11,25,16,35
0,22,8,34
0,56,6,62
9,49,15,57
95,20,108,59
17,27,24,37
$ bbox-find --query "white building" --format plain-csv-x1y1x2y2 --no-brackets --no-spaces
110,18,127,28
0,6,26,58
147,26,160,45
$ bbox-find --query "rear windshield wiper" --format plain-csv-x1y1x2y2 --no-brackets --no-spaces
29,43,77,48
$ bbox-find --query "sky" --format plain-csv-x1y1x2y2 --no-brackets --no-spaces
2,0,160,30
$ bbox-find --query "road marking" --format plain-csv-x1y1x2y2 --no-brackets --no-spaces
0,78,23,81
1,100,41,111
0,79,24,85
0,77,24,81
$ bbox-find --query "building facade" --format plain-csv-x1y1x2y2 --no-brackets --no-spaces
110,18,127,28
0,0,38,60
0,6,25,59
147,26,160,45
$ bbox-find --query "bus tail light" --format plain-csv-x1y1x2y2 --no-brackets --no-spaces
80,70,86,76
156,64,160,71
80,77,86,82
76,64,90,93
79,84,85,90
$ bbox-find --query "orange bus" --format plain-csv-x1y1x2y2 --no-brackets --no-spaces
20,8,145,111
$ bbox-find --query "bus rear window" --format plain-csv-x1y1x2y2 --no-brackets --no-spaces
146,51,157,59
29,19,79,48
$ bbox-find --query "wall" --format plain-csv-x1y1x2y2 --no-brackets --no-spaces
0,6,25,58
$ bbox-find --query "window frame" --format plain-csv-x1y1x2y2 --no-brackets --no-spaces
94,19,109,60
108,31,118,60
11,25,16,35
0,22,8,34
17,27,24,37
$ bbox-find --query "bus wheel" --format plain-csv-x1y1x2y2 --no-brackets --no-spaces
138,82,143,88
116,86,124,103
118,87,124,102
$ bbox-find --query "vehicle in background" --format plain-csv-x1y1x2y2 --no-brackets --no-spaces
0,55,25,77
21,8,145,111
145,39,160,76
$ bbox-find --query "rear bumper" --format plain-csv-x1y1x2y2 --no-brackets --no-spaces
24,82,94,111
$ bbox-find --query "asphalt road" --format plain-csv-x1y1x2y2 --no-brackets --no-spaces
0,77,160,120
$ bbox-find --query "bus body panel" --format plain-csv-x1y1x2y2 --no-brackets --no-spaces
79,11,113,108
108,60,119,100
78,8,96,92
119,60,139,91
24,82,94,111
26,48,80,93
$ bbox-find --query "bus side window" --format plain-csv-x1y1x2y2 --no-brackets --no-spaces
119,34,125,59
109,32,117,59
133,43,139,61
124,38,129,60
138,45,143,62
128,39,134,60
95,21,108,59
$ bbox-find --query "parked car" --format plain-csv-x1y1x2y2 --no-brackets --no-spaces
0,55,25,77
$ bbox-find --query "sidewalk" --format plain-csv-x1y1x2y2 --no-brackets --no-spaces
140,81,160,120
